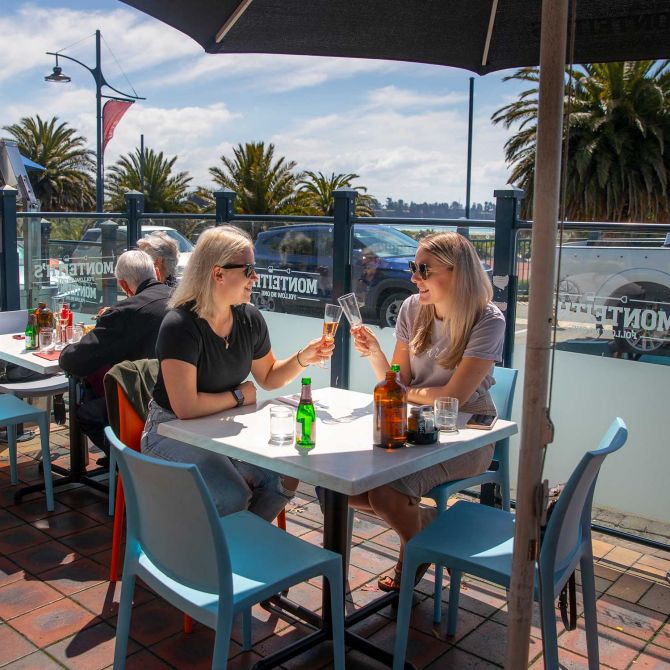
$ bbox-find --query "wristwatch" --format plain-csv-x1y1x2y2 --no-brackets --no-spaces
232,388,244,407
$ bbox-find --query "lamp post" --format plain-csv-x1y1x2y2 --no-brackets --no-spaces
44,30,144,212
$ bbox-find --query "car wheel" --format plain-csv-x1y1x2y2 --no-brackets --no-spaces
378,292,411,329
612,283,670,356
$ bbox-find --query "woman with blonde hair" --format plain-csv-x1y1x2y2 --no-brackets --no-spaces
350,231,505,590
142,225,332,521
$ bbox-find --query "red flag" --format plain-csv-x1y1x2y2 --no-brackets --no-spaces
102,99,134,155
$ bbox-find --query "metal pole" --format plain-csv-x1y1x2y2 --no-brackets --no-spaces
465,76,474,219
331,188,357,390
140,134,145,194
95,30,103,212
0,186,20,311
505,0,569,667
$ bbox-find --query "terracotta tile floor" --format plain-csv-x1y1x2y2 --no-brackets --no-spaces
1,424,669,669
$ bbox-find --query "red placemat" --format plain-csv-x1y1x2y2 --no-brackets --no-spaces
32,350,61,361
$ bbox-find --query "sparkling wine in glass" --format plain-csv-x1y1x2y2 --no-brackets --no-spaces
319,303,343,369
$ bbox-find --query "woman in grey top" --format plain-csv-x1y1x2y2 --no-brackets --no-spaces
350,231,505,591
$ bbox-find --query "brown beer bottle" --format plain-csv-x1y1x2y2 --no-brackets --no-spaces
373,368,407,449
34,302,54,334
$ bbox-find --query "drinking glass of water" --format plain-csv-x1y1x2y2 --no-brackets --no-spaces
434,397,458,433
269,405,295,445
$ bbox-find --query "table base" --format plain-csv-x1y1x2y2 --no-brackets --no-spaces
252,488,417,670
14,464,109,503
251,595,416,670
13,375,109,504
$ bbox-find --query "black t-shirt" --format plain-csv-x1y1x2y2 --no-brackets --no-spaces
152,302,271,412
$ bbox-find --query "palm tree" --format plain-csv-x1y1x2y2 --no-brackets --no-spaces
209,142,299,214
3,115,95,211
106,147,196,213
492,61,670,222
296,171,376,217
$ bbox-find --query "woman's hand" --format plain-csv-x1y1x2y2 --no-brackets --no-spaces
351,326,382,357
299,337,335,367
239,380,257,406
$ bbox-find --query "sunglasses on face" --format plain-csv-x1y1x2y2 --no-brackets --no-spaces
408,261,430,280
219,263,256,278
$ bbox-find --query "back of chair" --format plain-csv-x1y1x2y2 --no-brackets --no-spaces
490,366,518,420
541,418,627,574
117,385,144,451
0,309,28,335
106,427,234,599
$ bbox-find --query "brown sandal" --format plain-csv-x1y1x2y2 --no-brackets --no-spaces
378,562,430,592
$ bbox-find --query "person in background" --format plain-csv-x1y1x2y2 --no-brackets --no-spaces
59,250,171,465
137,231,180,287
141,225,331,521
349,231,505,591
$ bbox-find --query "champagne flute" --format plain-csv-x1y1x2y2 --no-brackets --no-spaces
338,292,370,356
319,303,343,368
337,292,363,330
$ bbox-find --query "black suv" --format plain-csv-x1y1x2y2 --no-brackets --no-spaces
252,223,419,327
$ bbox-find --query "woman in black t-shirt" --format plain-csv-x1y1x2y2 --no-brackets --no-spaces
141,225,331,521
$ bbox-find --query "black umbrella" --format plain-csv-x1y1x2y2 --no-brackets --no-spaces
122,0,670,73
120,1,670,668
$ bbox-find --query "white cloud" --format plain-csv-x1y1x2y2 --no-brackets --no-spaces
0,4,199,85
366,86,468,109
270,94,514,204
147,52,400,93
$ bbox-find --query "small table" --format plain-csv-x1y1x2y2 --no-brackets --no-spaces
158,386,518,669
0,333,107,501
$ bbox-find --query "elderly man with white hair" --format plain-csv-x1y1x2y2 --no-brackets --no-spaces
59,250,172,464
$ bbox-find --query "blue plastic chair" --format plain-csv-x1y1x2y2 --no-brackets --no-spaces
1,394,54,511
392,418,627,670
425,366,517,623
105,427,345,670
343,366,517,574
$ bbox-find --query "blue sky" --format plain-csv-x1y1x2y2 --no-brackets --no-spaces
1,1,528,205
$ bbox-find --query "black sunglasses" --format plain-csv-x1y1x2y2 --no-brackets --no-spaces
219,263,256,278
408,260,430,280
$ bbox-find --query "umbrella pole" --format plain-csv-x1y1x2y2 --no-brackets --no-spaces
505,0,569,668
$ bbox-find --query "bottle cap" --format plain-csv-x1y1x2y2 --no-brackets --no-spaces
301,377,311,385
391,364,400,373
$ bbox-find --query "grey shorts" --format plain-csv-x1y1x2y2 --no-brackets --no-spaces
388,443,495,505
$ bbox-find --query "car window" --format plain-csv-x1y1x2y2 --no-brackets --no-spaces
353,227,418,258
278,230,316,259
160,229,194,253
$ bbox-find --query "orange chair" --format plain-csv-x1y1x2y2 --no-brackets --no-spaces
108,385,194,632
109,384,143,582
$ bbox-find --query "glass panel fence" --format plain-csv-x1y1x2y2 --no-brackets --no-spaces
511,226,670,527
228,218,333,398
17,214,128,325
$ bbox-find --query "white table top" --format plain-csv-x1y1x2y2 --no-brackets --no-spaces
157,386,518,496
0,333,62,375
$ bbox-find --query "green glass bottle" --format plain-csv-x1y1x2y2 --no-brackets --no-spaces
25,314,38,351
295,377,316,450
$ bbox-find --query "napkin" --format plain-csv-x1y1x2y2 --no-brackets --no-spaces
32,350,61,361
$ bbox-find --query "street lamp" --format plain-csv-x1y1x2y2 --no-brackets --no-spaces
44,30,144,212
